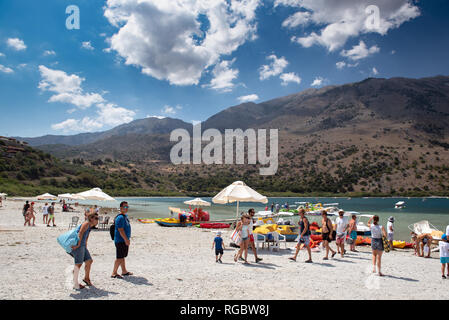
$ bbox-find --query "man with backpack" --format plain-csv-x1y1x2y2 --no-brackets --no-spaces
111,201,133,279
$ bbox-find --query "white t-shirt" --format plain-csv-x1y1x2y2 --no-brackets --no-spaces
42,205,48,215
446,225,449,235
439,241,449,258
371,224,382,239
249,218,254,235
387,221,394,234
336,217,347,235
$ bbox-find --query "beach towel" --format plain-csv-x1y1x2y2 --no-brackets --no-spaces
57,227,80,254
230,229,242,246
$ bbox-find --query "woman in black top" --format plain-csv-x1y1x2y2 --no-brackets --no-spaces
289,209,312,263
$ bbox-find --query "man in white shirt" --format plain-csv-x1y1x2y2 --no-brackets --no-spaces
387,217,395,250
335,210,348,258
42,203,49,225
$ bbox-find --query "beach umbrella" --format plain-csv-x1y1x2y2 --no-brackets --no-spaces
212,181,268,219
58,193,86,201
74,188,115,201
36,193,58,200
184,198,211,207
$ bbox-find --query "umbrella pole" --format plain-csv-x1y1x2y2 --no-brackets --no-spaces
236,201,240,220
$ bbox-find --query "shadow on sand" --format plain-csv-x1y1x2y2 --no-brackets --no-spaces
70,286,119,300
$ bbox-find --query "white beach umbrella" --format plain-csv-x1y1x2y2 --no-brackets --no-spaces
36,193,58,200
184,198,211,207
212,181,268,218
58,193,86,201
75,188,115,201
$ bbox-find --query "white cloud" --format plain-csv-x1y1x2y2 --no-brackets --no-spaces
280,72,301,86
340,41,379,61
311,76,327,87
371,67,379,75
336,61,359,69
96,103,136,126
0,52,5,57
81,41,94,50
237,94,259,103
43,50,56,56
205,59,239,92
51,117,103,133
103,0,260,86
0,64,14,74
259,54,289,80
38,65,105,109
7,38,27,51
39,65,136,133
146,115,166,120
161,105,178,115
278,0,420,52
282,11,311,28
336,61,346,69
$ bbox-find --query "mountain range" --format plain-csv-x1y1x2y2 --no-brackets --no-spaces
13,75,449,196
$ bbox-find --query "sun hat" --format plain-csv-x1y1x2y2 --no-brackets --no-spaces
388,216,394,222
217,231,222,236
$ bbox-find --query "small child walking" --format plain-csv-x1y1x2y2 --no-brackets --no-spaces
439,234,449,279
213,231,225,263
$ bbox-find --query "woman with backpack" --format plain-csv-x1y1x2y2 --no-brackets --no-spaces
70,212,99,289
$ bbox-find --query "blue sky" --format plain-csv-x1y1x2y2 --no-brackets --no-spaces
0,0,448,137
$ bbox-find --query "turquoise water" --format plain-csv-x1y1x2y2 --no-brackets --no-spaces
111,197,449,242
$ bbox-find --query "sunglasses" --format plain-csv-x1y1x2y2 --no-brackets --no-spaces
93,217,99,220
123,206,129,209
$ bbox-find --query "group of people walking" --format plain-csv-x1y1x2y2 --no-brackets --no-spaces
288,210,390,276
22,201,56,227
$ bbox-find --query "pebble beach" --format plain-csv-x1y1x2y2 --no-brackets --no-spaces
0,199,448,300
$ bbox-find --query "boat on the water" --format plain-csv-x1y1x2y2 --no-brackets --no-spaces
408,220,443,240
395,201,406,209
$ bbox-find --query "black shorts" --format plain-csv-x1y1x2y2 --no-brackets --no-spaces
215,249,224,256
115,242,129,259
322,232,332,243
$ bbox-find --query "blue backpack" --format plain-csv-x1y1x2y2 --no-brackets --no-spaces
57,227,80,254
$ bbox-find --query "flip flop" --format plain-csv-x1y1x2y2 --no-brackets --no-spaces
74,284,85,290
83,279,93,286
331,252,336,258
111,274,123,279
122,272,133,276
288,257,296,261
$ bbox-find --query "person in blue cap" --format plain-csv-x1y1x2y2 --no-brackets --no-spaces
439,234,449,279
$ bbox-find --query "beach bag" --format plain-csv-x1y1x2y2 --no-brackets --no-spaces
109,215,120,241
230,229,242,246
57,227,80,254
382,235,391,253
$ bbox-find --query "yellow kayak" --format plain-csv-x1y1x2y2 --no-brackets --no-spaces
137,218,160,224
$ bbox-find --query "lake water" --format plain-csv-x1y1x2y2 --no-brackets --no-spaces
107,197,449,242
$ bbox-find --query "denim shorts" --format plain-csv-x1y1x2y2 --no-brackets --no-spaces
70,246,92,265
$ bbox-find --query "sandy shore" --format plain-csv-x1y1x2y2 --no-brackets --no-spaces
0,199,447,300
